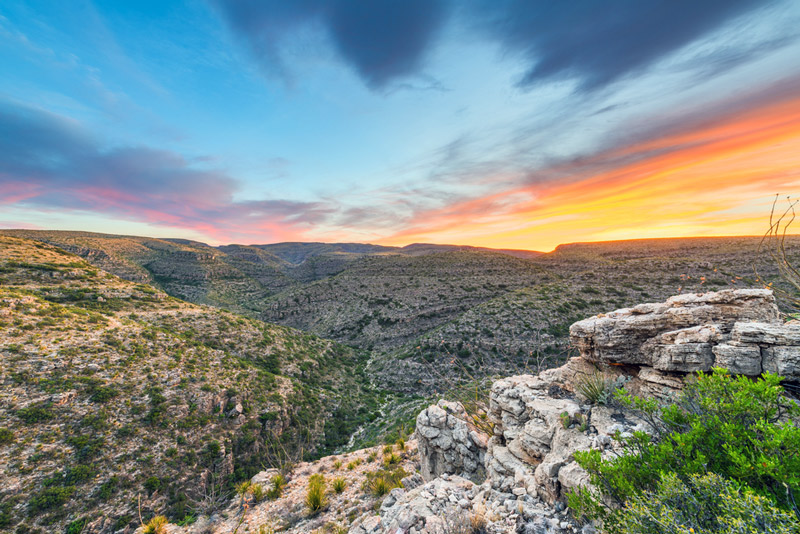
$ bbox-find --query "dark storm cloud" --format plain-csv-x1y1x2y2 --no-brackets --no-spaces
214,0,778,91
0,101,332,239
469,0,773,90
211,0,448,89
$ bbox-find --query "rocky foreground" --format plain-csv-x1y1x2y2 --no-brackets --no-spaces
159,288,799,534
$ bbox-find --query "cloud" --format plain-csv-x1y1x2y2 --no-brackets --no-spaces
211,0,788,92
211,0,448,89
0,101,332,242
469,0,775,90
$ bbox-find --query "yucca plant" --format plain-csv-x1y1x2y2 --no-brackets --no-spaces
576,372,612,405
143,516,168,534
383,453,401,466
331,477,346,493
249,483,265,502
267,474,287,500
305,474,327,513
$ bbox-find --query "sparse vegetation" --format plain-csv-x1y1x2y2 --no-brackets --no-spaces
0,235,378,533
267,474,287,500
363,466,408,497
0,428,14,444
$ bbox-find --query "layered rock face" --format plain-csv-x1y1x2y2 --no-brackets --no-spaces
362,289,799,533
570,289,799,380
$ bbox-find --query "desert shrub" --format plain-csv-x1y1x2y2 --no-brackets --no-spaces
305,474,327,513
29,485,75,514
143,515,169,534
366,452,377,463
236,480,252,506
144,476,163,495
0,428,14,444
363,466,407,497
576,371,625,405
267,474,287,500
602,472,799,534
333,460,342,470
331,477,346,493
383,453,401,466
249,483,265,502
16,402,55,423
382,444,393,454
396,438,405,451
63,464,94,485
65,517,88,534
570,370,800,522
88,384,118,403
441,507,489,534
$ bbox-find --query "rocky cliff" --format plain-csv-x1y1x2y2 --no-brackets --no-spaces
159,289,799,534
361,289,800,533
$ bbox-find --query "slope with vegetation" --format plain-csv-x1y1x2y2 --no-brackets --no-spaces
4,230,800,396
0,236,380,533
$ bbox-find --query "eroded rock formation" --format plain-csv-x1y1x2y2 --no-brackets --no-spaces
415,400,487,483
374,289,800,534
570,289,799,380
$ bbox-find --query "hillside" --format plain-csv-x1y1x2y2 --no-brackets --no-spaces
4,230,799,394
0,236,380,533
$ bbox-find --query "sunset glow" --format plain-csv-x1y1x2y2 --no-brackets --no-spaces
383,89,800,250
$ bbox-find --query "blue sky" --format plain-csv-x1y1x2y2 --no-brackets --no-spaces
2,0,800,249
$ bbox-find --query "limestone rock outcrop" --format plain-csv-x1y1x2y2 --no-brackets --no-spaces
393,289,800,534
416,400,487,483
350,474,581,534
570,289,799,380
485,359,644,506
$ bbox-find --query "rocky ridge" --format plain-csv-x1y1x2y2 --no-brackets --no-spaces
353,288,799,533
161,288,799,534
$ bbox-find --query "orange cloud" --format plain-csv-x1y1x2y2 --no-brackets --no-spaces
380,91,800,251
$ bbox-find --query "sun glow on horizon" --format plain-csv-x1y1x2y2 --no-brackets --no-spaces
376,93,800,252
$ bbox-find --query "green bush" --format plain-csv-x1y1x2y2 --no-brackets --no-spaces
29,486,75,514
16,402,55,423
0,428,14,444
603,472,799,534
65,517,88,534
144,476,163,494
571,370,800,522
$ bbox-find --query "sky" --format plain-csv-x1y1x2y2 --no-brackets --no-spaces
1,0,800,251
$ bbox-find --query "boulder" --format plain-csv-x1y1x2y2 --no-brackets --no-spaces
415,400,487,483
